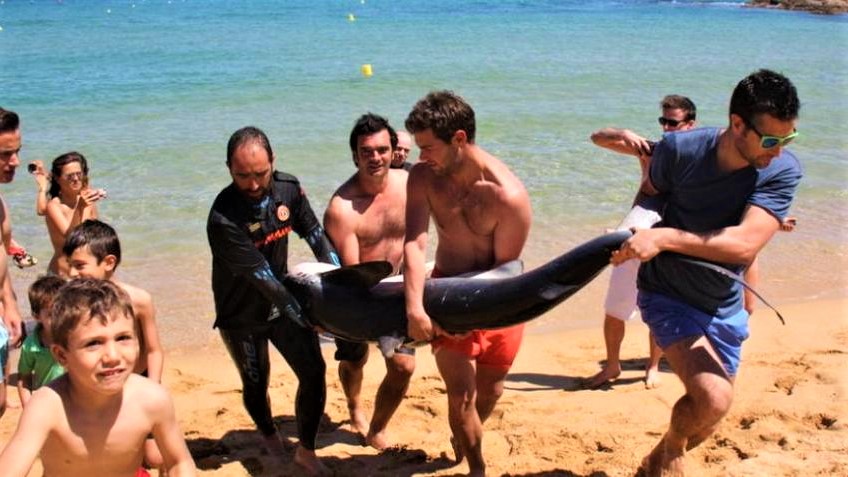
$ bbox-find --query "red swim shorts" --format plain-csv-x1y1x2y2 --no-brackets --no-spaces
432,324,525,370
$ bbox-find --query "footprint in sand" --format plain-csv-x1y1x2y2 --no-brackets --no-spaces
802,413,839,430
713,436,753,460
410,402,439,417
773,376,798,395
738,415,759,430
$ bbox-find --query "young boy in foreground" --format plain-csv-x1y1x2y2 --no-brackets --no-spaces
0,278,196,476
62,219,166,470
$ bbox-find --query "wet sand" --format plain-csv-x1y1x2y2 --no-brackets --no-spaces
2,298,844,476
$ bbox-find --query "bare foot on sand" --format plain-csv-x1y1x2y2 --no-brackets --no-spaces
635,438,685,477
645,366,662,389
585,365,621,389
348,406,370,440
366,429,391,450
294,446,331,476
262,431,288,456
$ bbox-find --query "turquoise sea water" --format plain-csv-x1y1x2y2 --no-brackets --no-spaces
1,0,846,346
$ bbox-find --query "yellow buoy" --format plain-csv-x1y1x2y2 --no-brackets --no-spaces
360,64,373,78
347,13,355,22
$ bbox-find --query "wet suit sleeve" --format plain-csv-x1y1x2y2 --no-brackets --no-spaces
289,187,341,266
208,210,309,327
304,225,340,266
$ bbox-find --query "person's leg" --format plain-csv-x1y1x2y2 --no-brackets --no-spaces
335,338,370,437
474,326,523,424
435,347,485,476
645,331,663,389
366,350,415,449
271,320,329,476
475,365,509,425
640,335,733,477
0,372,6,420
0,324,7,418
219,328,279,445
589,258,639,388
587,315,625,388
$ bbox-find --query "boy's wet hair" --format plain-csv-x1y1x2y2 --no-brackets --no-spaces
28,275,67,319
63,219,122,267
50,278,135,348
405,90,476,144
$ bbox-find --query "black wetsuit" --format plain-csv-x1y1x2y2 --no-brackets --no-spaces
207,171,339,449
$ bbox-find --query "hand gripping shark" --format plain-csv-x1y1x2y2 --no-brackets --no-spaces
282,230,632,357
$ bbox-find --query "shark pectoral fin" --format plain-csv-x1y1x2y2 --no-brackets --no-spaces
320,261,394,289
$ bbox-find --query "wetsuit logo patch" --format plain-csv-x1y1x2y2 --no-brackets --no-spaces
276,205,290,222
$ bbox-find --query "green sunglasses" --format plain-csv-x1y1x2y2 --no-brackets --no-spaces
745,121,798,149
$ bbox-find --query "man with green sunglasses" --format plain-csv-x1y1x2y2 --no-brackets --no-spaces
744,119,798,149
611,69,802,477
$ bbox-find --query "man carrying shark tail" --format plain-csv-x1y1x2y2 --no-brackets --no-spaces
403,91,532,477
323,113,415,450
613,69,802,477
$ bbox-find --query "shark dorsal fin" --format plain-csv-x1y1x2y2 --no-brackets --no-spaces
320,261,394,289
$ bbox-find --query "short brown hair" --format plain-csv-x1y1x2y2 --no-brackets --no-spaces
660,95,697,121
405,90,476,144
28,275,67,319
50,278,135,348
0,107,20,134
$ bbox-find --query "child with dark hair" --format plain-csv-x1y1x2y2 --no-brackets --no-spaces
0,278,196,477
17,275,67,406
63,218,166,472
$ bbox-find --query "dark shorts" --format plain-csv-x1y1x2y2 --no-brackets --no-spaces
334,337,415,362
638,290,749,377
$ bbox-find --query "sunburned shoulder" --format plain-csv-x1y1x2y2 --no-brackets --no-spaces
29,379,66,412
114,280,153,305
480,163,528,200
125,373,170,407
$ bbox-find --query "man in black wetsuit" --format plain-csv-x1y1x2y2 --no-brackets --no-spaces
207,126,339,476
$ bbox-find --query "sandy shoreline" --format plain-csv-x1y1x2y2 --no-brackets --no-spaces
1,298,846,476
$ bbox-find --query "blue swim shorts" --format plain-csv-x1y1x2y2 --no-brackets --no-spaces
0,322,8,381
638,291,749,377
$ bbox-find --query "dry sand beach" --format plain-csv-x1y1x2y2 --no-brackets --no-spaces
2,298,844,476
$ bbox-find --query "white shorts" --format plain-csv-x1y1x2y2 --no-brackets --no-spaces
603,205,662,321
605,259,640,321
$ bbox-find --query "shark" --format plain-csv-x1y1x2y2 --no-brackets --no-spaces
283,230,632,357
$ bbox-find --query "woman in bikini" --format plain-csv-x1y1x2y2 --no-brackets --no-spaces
44,152,106,275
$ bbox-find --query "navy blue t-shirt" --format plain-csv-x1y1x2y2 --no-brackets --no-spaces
637,127,802,317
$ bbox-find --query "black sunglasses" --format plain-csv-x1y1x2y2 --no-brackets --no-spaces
658,117,690,128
